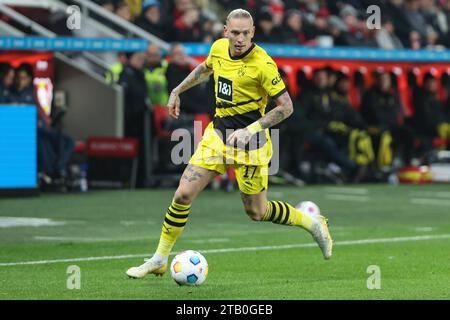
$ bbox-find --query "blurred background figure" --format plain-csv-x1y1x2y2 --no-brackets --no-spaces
144,43,169,107
119,51,151,187
361,71,415,168
135,0,168,40
0,63,15,103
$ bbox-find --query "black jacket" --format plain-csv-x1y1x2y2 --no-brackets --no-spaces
412,88,446,136
118,65,148,137
360,86,404,131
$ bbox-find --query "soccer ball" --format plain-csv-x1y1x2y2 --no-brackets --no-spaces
296,201,320,217
170,250,208,286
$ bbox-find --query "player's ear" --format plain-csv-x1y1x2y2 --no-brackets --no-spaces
223,25,228,37
251,26,255,38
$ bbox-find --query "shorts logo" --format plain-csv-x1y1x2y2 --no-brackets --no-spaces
271,74,282,86
217,76,233,102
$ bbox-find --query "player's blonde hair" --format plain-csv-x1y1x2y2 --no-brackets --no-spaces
226,8,253,25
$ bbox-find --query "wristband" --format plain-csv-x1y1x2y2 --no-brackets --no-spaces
246,121,263,134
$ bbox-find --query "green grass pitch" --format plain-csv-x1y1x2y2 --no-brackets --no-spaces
1,184,449,299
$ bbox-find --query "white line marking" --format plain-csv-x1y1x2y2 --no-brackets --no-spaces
325,187,369,195
0,217,66,228
410,191,450,198
186,238,230,244
33,236,158,243
410,198,450,206
414,227,434,232
326,194,369,202
1,234,450,267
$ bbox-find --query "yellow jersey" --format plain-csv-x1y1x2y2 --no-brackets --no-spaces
205,38,286,150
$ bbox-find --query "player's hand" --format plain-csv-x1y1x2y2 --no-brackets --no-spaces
226,128,253,148
167,90,181,119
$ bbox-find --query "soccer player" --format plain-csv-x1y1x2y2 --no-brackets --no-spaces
126,9,332,279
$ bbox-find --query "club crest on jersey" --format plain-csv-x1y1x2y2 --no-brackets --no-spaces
237,66,247,77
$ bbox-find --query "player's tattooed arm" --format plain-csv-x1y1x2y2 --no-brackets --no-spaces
258,91,293,130
227,92,293,146
168,62,213,119
173,62,213,95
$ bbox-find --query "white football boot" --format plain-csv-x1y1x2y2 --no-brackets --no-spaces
309,214,333,260
126,257,167,279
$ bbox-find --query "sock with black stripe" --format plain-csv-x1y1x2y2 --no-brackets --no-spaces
262,200,314,231
155,199,191,257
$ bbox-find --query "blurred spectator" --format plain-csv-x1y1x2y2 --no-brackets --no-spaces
270,1,285,28
166,43,213,116
173,0,195,19
135,0,167,40
173,6,203,42
412,72,450,150
118,51,150,187
330,72,374,180
119,51,149,137
404,0,429,43
335,4,376,47
125,0,143,20
105,52,128,84
115,0,133,22
254,7,283,43
0,63,14,103
12,64,75,185
217,0,247,8
199,12,222,42
94,0,115,12
303,7,333,45
281,9,306,44
385,0,419,48
298,68,359,180
144,43,169,106
361,71,415,166
375,16,403,49
11,64,35,104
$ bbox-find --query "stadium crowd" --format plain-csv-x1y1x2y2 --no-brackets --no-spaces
2,0,450,191
94,0,450,49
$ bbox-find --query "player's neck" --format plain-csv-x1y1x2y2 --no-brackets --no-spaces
228,43,255,60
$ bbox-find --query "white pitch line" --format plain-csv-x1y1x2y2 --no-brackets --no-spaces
1,234,450,267
410,198,450,206
326,194,369,202
325,187,369,195
409,191,450,198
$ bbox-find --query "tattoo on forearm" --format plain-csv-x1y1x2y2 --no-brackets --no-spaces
175,63,213,94
259,92,293,129
181,165,204,182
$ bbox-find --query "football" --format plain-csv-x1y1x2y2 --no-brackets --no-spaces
170,250,208,286
296,201,321,217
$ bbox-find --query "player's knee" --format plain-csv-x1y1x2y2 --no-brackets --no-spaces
245,207,265,221
174,188,194,205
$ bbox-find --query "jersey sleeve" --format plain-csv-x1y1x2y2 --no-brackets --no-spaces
205,39,220,69
260,57,287,98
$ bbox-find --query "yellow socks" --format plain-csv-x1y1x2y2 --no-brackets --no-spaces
262,200,314,231
155,199,191,257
